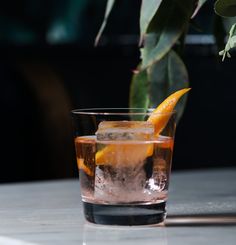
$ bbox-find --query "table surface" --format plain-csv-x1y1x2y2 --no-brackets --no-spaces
0,167,236,245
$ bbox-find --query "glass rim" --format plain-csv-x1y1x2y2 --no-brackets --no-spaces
71,108,176,116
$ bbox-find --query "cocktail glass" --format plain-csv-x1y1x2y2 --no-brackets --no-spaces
71,108,176,226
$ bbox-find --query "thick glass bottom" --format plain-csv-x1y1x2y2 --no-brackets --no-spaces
83,201,166,226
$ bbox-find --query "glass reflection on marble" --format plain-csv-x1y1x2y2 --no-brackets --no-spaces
82,223,168,245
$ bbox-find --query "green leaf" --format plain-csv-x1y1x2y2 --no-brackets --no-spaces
215,0,236,17
148,50,189,123
129,68,149,109
129,68,150,121
141,0,194,70
147,53,168,106
95,0,116,45
140,0,162,38
219,23,236,60
167,51,189,122
140,33,158,66
130,50,189,123
191,0,208,18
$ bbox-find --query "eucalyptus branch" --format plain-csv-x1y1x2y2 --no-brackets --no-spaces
219,23,236,61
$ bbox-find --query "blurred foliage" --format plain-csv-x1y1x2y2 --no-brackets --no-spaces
0,0,142,45
0,0,106,45
214,0,236,60
0,0,88,44
0,0,220,46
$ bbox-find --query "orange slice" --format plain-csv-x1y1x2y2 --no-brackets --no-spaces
96,88,191,165
96,143,152,166
75,136,95,176
76,157,94,176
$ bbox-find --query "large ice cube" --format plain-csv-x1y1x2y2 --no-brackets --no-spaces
96,121,154,141
94,164,168,203
94,164,146,203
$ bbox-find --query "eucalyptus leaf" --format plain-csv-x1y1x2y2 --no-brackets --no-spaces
191,0,208,18
168,50,189,122
148,50,189,123
140,33,158,65
215,0,236,17
129,68,149,109
140,0,162,39
147,52,168,106
95,0,116,45
129,68,149,121
219,23,236,60
141,0,195,69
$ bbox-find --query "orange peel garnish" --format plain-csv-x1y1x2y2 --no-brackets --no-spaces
147,88,191,135
96,88,191,165
77,157,94,176
96,143,152,166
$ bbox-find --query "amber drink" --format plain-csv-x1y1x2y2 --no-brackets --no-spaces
72,108,176,225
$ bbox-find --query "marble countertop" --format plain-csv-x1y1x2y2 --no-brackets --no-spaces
0,167,235,245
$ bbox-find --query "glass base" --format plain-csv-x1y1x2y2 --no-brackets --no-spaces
83,201,166,226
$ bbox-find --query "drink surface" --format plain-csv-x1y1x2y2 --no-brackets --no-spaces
74,134,173,205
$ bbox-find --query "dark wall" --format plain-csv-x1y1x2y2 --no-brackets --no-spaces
0,43,235,183
175,51,236,170
0,44,138,183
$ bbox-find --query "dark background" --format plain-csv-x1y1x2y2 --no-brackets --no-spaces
0,0,235,183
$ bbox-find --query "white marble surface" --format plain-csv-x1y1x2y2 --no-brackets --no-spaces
0,167,235,245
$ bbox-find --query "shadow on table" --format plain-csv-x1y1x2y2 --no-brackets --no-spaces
166,213,236,226
82,215,236,245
